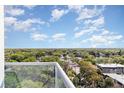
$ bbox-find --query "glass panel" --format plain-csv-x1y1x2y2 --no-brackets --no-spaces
5,63,74,88
55,67,66,88
5,65,55,88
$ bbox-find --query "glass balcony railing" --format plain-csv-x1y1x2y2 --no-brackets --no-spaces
0,81,3,88
5,62,75,88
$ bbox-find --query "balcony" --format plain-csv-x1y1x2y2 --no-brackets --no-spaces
0,80,3,88
5,62,75,88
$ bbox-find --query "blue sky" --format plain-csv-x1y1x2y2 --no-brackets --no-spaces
4,5,124,48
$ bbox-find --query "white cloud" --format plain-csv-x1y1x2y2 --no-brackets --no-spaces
89,31,123,46
106,35,123,41
68,5,84,13
75,29,90,38
91,44,97,48
80,29,123,48
92,16,104,27
50,5,105,23
24,5,36,9
75,6,105,39
84,16,104,28
90,35,108,44
5,18,46,32
81,39,89,44
14,20,31,31
52,33,66,41
76,6,105,22
76,8,98,21
5,6,24,16
101,30,109,35
24,18,45,25
31,33,48,41
75,26,98,38
98,5,106,13
74,27,79,31
75,16,105,38
50,9,68,22
4,17,17,26
84,19,92,25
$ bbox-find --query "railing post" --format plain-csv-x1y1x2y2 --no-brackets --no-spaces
55,65,58,88
55,63,75,88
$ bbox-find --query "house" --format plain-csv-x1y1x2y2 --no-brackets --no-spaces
76,57,82,61
60,55,65,61
66,55,71,59
96,64,124,74
68,62,80,74
99,53,106,57
97,64,124,87
104,73,124,87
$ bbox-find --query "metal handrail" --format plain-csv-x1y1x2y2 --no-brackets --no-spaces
55,62,75,88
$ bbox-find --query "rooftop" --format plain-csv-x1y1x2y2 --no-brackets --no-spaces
97,64,124,68
104,73,124,85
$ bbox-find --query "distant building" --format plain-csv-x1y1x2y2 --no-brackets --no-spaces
68,62,80,75
60,55,65,61
104,73,124,87
99,53,106,57
97,64,124,87
76,57,82,61
96,64,124,74
60,55,64,59
66,55,71,59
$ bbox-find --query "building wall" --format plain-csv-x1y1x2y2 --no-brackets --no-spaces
102,67,124,74
116,67,123,74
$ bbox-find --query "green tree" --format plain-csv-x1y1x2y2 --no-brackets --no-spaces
19,80,43,88
5,72,21,88
41,56,60,62
73,76,80,87
10,53,25,62
9,60,17,62
67,68,76,80
23,56,36,62
36,50,45,58
104,77,114,88
53,50,63,57
78,61,103,87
